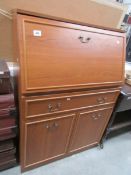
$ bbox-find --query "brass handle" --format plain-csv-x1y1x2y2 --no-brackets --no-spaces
48,102,61,112
97,113,102,117
53,122,59,128
92,114,98,120
45,124,50,129
97,97,107,104
92,113,103,120
45,122,59,130
78,36,91,43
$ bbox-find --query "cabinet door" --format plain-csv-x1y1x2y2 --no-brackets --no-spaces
69,108,112,152
17,15,125,94
24,114,75,168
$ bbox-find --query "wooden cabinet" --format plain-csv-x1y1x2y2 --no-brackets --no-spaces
24,114,75,167
69,107,113,152
13,10,125,172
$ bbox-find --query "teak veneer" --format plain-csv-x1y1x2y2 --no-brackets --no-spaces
13,9,125,172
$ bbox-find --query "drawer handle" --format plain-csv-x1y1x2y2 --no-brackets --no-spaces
48,103,61,112
78,36,91,43
97,97,107,104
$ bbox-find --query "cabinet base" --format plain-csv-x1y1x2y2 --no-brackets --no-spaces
21,142,98,172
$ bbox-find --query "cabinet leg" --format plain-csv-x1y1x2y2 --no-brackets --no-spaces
98,142,104,149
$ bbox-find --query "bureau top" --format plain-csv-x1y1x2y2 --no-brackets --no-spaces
14,9,125,94
13,9,125,34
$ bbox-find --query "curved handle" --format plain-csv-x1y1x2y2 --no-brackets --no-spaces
97,97,107,104
53,122,59,128
45,124,50,129
45,122,59,130
78,36,91,43
92,114,98,120
92,113,102,120
48,102,61,112
97,113,102,117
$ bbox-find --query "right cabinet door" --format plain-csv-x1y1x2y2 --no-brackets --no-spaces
69,108,112,152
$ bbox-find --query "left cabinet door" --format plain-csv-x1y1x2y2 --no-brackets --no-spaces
23,114,75,170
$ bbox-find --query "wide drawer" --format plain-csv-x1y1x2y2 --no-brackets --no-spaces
23,89,120,118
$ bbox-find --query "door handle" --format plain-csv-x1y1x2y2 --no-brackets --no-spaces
78,36,91,43
45,122,59,130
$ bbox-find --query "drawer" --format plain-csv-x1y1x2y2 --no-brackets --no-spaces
23,89,119,118
0,94,15,110
0,108,16,119
0,140,14,153
0,154,16,171
0,117,16,130
0,128,17,141
0,148,16,159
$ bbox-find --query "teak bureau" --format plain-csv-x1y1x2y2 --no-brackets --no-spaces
13,9,125,172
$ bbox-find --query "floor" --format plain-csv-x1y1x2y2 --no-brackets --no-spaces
1,132,131,175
